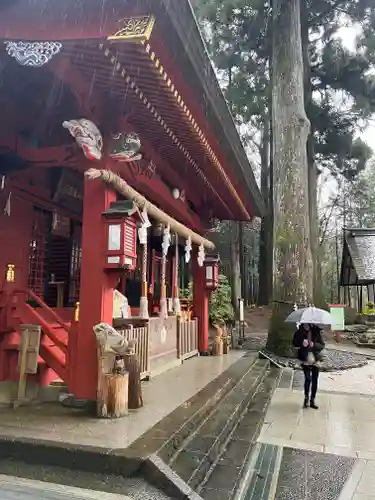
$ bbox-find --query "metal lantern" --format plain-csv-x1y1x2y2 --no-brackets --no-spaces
204,255,220,291
102,201,140,270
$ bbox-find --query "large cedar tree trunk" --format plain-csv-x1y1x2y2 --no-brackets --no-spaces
301,0,321,306
267,0,313,356
258,113,272,305
230,221,242,315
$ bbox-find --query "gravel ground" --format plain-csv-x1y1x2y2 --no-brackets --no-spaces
259,348,368,372
0,460,171,500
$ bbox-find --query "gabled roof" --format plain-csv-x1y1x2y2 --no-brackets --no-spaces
0,0,266,219
340,228,375,285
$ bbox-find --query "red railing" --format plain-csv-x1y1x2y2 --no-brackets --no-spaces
2,287,69,382
14,288,69,332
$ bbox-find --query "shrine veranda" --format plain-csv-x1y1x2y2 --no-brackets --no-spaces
0,0,264,402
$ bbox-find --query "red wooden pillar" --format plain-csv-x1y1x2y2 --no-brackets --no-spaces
193,253,209,355
69,177,117,400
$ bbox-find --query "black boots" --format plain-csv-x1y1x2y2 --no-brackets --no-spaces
303,398,318,409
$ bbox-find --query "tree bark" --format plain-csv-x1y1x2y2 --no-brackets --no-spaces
230,221,242,316
258,113,272,305
300,0,321,306
267,0,313,356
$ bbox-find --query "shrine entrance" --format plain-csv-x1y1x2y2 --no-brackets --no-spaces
27,206,82,310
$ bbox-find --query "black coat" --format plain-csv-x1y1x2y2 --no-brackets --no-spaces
293,326,325,363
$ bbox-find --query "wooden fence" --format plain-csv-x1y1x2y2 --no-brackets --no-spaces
115,324,150,380
178,318,198,360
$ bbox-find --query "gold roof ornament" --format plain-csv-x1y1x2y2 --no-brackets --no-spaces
107,16,155,42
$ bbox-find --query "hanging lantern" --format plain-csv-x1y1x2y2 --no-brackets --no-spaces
185,236,192,263
62,119,103,161
102,201,141,270
172,188,180,200
109,132,142,162
4,41,62,67
197,243,205,267
204,255,220,291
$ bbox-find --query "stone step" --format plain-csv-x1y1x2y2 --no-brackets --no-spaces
199,365,282,500
162,358,272,491
128,354,259,462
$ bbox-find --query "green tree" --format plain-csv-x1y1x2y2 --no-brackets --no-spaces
193,0,375,311
267,0,313,356
209,274,235,324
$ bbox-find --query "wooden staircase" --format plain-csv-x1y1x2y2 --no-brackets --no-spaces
0,287,69,387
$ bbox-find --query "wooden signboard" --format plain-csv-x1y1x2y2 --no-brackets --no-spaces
17,324,41,374
14,325,41,407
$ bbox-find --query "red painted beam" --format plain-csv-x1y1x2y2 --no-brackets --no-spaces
0,133,80,168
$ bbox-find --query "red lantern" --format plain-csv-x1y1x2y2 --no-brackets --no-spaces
102,201,140,271
204,255,219,291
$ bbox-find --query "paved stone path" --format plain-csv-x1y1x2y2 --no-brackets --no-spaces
0,352,244,450
249,364,375,499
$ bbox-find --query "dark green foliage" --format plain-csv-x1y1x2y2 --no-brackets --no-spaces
192,0,375,179
209,274,235,324
180,275,235,324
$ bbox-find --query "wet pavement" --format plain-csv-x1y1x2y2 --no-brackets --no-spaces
4,349,375,499
248,364,375,499
0,352,244,450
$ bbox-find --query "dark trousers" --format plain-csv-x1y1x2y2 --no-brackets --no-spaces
302,365,319,401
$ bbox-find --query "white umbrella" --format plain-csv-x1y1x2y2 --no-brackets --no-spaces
285,306,334,325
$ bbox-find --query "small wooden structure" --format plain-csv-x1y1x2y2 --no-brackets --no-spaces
340,228,375,311
14,324,41,407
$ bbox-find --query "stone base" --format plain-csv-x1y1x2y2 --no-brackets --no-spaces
0,381,67,406
60,395,97,414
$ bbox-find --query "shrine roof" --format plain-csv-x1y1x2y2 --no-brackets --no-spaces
340,228,375,286
0,0,265,220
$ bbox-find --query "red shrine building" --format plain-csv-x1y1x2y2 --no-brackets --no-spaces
0,0,264,403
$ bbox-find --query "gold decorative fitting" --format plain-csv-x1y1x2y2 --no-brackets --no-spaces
75,302,80,321
107,15,155,42
6,264,15,283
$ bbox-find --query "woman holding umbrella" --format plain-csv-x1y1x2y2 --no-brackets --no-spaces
293,323,325,409
286,306,332,409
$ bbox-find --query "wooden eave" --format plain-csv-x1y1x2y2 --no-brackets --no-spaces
63,40,235,220
0,0,265,219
